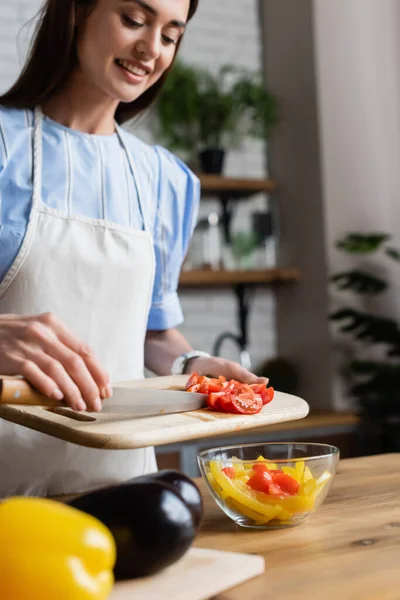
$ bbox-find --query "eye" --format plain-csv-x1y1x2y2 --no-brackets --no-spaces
122,14,144,28
162,34,178,46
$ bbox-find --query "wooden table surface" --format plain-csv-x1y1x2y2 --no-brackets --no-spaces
194,454,400,600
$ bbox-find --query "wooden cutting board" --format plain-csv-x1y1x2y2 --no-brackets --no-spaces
0,375,309,449
110,548,265,600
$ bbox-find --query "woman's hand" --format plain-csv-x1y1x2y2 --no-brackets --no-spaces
186,355,268,385
0,313,110,411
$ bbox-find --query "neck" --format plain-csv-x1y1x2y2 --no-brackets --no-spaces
42,70,119,135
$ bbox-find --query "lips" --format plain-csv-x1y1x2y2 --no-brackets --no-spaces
115,58,150,77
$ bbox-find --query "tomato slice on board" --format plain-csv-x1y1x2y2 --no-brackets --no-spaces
208,391,263,414
250,384,275,405
185,373,200,389
186,374,271,415
229,394,263,415
207,379,224,393
208,392,229,410
186,384,201,393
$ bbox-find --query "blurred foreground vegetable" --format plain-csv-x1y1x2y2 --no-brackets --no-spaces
70,470,203,580
0,497,116,600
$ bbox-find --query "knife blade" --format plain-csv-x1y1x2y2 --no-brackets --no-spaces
99,387,207,416
0,376,207,417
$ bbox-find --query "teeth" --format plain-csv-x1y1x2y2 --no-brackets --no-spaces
118,60,147,77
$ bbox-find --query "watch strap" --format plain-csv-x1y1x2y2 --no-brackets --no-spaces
171,350,211,375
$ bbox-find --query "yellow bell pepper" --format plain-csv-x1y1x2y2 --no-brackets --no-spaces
0,497,116,600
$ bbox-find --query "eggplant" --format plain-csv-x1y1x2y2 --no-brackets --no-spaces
69,479,196,580
142,469,204,529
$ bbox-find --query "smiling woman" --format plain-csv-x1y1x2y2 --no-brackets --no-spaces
0,0,197,124
0,0,267,500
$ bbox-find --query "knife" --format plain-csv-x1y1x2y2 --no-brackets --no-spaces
0,376,207,417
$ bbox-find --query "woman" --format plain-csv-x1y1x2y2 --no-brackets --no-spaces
0,0,267,497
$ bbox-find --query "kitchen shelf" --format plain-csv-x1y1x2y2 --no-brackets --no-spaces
179,268,300,287
198,175,276,199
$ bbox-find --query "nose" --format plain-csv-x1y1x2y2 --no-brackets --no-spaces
134,27,161,61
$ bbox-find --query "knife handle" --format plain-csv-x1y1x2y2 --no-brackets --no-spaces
0,376,59,407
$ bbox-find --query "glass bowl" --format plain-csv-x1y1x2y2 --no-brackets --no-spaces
198,442,339,529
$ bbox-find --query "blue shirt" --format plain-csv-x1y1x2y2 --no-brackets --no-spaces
0,106,200,330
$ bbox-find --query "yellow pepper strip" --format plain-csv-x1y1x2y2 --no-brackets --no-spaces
0,497,116,600
265,461,278,470
295,460,305,482
207,472,229,500
303,466,314,483
282,466,298,480
227,497,283,524
315,471,332,497
232,460,246,477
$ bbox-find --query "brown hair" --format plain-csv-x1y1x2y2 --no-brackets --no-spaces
0,0,198,123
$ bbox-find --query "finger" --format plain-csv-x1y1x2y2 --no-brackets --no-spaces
255,376,270,385
38,333,103,410
226,364,269,385
42,343,102,412
38,313,110,398
21,349,89,411
24,320,102,411
16,356,86,411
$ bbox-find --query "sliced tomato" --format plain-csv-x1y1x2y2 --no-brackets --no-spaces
246,470,273,494
187,374,273,415
207,379,224,393
222,466,235,479
252,463,269,473
230,393,263,414
267,482,285,496
208,391,235,410
271,473,300,495
250,384,275,405
185,372,200,389
186,384,201,393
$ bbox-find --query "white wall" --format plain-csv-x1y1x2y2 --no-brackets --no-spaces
0,0,276,370
314,0,400,408
0,1,42,92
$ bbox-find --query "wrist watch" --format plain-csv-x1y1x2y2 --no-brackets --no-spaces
170,350,211,375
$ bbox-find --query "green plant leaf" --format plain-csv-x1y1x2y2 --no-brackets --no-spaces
330,270,387,294
154,60,279,153
335,233,390,254
385,247,400,261
330,308,400,349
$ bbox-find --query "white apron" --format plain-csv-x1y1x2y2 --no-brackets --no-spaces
0,107,157,498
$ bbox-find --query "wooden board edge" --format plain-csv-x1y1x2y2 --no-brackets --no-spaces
0,401,310,450
110,548,265,600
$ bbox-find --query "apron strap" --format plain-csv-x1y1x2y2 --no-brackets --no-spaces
115,124,152,236
32,106,43,210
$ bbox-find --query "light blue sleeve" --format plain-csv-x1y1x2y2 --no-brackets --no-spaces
147,146,200,330
0,108,6,182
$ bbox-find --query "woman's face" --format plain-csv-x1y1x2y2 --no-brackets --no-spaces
76,0,190,103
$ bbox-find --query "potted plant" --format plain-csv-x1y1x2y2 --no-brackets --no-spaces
330,232,400,453
154,61,279,174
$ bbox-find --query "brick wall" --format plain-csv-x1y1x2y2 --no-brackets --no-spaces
0,0,276,371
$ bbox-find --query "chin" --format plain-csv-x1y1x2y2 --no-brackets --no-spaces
107,83,150,106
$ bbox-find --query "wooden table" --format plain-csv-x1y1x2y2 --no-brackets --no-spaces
195,454,400,600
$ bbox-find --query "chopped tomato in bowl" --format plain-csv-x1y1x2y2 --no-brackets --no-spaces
197,442,339,529
185,373,274,415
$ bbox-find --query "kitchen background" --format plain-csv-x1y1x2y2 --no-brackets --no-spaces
2,0,400,426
